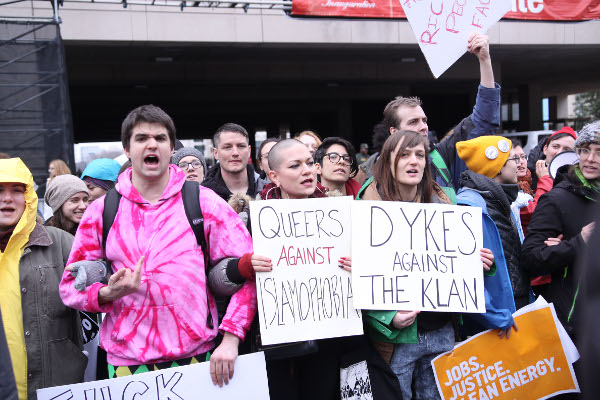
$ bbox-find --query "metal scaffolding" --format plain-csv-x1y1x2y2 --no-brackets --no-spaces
0,0,76,190
62,0,292,11
0,0,291,18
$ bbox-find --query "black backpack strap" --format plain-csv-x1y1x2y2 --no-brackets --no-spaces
181,180,207,252
181,181,215,329
102,188,122,259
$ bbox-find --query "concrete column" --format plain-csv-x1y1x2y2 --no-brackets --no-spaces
518,84,543,131
556,95,571,120
337,100,353,141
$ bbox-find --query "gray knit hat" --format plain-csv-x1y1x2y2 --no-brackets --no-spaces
172,147,207,173
575,120,600,149
45,174,89,212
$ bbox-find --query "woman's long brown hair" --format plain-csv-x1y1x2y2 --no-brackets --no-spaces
372,130,434,203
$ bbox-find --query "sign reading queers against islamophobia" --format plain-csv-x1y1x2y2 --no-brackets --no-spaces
352,201,485,312
37,353,270,400
402,0,511,78
250,196,363,345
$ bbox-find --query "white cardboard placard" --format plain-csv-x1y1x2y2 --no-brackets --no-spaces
37,352,270,400
352,200,485,312
401,0,511,78
250,196,363,345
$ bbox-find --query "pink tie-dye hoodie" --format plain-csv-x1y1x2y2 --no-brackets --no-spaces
59,165,256,366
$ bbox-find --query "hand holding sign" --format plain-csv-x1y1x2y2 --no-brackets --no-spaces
392,310,420,329
252,254,273,273
467,33,490,62
498,320,518,340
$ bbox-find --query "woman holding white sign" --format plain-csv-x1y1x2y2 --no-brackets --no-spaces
356,130,494,400
252,139,360,400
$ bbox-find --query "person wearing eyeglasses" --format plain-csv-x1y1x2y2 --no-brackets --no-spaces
456,136,531,338
314,137,361,198
522,121,599,346
172,147,207,184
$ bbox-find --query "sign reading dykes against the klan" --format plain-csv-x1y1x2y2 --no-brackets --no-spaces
352,201,485,313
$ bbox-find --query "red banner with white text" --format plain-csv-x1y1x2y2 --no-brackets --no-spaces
291,0,600,21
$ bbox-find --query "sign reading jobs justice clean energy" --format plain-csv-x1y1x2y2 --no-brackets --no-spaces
352,201,485,313
250,197,363,346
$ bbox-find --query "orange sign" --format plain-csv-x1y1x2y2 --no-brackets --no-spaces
432,306,579,400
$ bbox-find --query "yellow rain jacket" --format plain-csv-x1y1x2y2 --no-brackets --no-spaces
0,158,86,400
0,158,37,400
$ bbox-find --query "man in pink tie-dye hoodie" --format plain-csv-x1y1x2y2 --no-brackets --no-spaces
59,105,256,387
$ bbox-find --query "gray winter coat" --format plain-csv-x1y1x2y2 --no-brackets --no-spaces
19,224,87,399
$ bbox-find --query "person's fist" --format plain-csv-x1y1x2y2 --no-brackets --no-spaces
468,33,490,62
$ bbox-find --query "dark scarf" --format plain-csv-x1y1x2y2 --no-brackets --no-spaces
518,169,534,196
0,226,15,252
203,164,258,201
460,170,530,301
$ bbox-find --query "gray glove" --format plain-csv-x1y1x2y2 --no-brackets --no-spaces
69,260,109,291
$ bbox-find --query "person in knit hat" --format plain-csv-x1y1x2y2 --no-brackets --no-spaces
455,136,529,339
172,147,207,183
81,158,121,202
521,120,599,349
44,174,89,236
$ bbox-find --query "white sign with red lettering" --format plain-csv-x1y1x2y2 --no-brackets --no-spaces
400,0,511,78
250,196,363,345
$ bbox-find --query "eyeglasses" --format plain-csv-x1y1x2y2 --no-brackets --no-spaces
577,147,600,161
516,154,528,161
325,152,352,166
178,161,203,170
506,156,522,164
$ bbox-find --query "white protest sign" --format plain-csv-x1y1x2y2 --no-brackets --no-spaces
401,0,511,78
352,200,485,312
250,196,363,345
37,352,270,400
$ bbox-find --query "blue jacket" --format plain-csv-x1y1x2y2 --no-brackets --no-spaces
433,83,501,191
456,188,516,334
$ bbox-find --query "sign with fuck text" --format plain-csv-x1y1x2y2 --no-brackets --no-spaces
402,0,511,78
351,200,485,313
431,304,580,400
37,352,270,400
250,196,363,345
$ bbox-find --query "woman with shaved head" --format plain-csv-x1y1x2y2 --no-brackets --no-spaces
257,138,327,200
252,139,358,399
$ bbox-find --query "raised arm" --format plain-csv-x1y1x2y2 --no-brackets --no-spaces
468,33,493,89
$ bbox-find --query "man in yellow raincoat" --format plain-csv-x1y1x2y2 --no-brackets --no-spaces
0,158,87,400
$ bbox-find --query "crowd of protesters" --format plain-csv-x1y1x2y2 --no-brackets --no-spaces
1,33,599,400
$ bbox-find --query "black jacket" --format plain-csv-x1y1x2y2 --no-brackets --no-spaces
202,163,266,202
521,165,599,338
459,170,530,307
